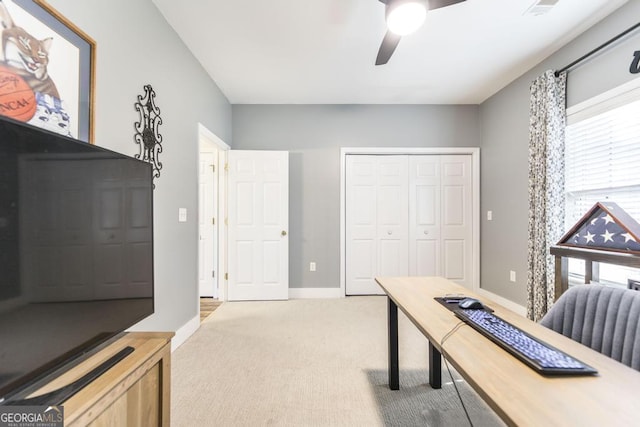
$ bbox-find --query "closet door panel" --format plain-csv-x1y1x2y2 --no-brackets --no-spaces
443,185,464,226
443,239,465,280
346,156,378,294
440,155,473,287
409,156,441,276
414,239,438,276
346,155,408,295
346,156,377,294
416,186,437,225
376,156,408,279
351,239,375,279
349,183,377,291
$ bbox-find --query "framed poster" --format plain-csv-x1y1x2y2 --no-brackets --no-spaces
0,0,95,142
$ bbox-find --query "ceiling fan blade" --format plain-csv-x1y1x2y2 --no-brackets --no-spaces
375,31,401,65
427,0,466,11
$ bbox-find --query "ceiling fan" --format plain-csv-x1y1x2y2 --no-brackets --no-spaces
375,0,467,65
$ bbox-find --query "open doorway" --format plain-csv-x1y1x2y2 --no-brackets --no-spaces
198,124,229,302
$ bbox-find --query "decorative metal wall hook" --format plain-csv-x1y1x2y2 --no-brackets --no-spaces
134,84,163,188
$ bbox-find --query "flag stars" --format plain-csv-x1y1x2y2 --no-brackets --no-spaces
584,231,595,243
622,232,637,243
603,214,615,225
601,229,615,243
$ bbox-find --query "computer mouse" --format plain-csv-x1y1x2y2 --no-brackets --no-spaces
458,297,485,310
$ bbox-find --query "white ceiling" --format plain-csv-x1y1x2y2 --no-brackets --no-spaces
152,0,627,104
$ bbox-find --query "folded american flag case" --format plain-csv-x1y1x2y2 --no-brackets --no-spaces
557,202,640,254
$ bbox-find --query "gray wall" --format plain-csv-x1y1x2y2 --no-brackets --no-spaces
48,0,232,331
479,0,640,305
232,105,480,290
39,0,640,323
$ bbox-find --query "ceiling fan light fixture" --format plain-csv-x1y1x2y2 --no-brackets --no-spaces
386,1,427,36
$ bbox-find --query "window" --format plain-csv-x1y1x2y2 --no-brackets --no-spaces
565,83,640,287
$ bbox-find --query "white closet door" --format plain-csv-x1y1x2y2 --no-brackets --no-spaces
377,157,409,280
440,155,473,288
346,155,408,295
409,156,441,276
345,156,377,295
409,155,472,289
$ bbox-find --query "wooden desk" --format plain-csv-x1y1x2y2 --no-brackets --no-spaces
376,276,640,426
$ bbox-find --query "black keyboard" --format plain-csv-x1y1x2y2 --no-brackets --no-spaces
454,309,598,375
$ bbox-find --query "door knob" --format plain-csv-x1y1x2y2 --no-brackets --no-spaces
424,230,429,235
387,230,393,235
281,230,287,236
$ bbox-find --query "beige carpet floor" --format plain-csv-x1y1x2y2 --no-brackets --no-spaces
172,296,504,427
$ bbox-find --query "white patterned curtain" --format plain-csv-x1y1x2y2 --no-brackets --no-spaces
527,70,567,321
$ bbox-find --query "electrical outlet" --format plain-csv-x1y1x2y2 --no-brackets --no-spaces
178,208,187,222
510,270,516,282
310,262,316,272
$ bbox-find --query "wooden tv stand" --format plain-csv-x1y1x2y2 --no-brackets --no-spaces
27,332,173,426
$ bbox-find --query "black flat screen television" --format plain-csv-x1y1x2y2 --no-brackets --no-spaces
0,116,154,403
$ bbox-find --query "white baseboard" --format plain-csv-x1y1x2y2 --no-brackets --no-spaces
476,288,527,317
289,287,343,299
171,315,200,352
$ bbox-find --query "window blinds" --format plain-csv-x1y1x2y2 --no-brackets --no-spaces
565,98,640,227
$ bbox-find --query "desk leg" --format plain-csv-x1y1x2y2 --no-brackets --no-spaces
429,342,442,389
388,297,399,390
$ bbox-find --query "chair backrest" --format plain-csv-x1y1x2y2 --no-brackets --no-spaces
540,285,640,371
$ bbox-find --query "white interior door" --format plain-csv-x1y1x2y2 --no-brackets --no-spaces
346,155,408,295
199,151,217,297
228,150,289,301
198,125,229,300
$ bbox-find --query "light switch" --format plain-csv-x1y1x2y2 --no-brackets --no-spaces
179,208,187,222
487,210,493,221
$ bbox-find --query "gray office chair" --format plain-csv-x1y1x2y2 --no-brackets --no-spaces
540,285,640,371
